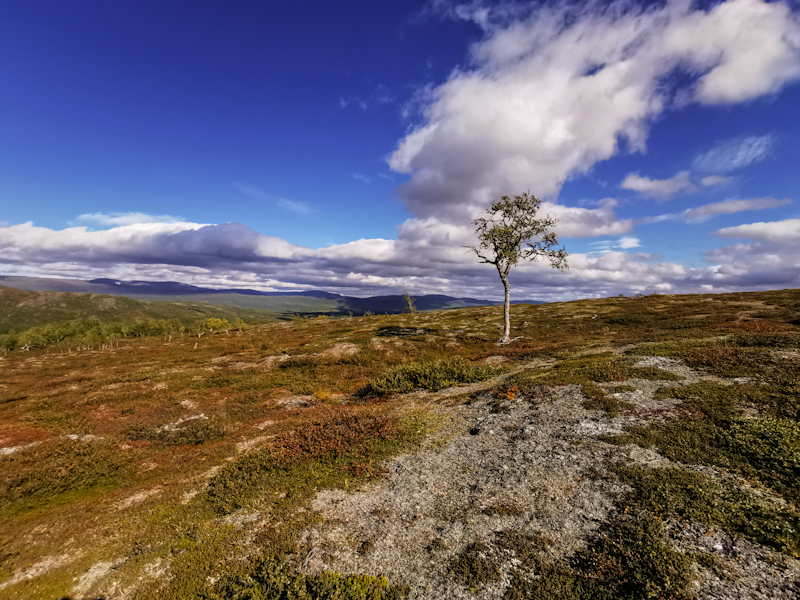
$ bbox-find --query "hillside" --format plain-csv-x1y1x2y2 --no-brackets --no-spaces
0,286,281,334
0,275,534,317
0,289,798,600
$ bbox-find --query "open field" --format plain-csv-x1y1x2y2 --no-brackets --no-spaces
1,289,798,599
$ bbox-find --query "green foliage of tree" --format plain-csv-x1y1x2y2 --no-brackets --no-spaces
466,192,568,344
402,289,417,313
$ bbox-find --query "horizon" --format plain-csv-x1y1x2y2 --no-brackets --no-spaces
2,0,800,302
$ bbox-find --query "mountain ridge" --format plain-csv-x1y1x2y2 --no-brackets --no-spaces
0,275,544,317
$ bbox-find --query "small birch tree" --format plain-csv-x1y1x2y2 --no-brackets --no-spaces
466,193,568,344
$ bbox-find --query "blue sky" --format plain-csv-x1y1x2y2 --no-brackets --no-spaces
1,0,799,300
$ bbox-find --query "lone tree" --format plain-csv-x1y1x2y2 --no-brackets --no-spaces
466,192,568,344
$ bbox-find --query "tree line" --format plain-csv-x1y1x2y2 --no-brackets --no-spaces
0,316,248,351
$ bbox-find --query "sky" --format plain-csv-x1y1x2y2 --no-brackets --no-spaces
1,0,800,301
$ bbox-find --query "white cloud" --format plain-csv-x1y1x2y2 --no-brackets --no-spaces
390,0,800,221
621,171,695,200
693,135,776,173
617,237,641,249
712,217,800,243
543,199,633,238
74,212,184,227
682,197,791,222
700,175,733,187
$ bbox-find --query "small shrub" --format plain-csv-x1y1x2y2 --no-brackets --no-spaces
364,357,503,394
0,439,128,510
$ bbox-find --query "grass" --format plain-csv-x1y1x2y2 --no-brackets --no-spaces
0,438,130,516
1,287,799,598
205,407,424,516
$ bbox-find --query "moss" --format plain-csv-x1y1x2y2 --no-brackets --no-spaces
581,383,633,417
497,518,693,600
449,541,502,588
653,381,755,421
721,416,800,504
610,463,800,556
607,384,637,394
508,353,682,390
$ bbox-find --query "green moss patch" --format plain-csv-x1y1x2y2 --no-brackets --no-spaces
610,463,800,556
581,383,633,417
207,556,409,600
509,353,683,389
449,541,502,588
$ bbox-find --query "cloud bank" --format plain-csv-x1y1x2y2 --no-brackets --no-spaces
390,0,800,220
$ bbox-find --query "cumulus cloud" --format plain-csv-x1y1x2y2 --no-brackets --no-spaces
543,199,633,238
692,135,776,173
390,0,800,220
621,171,696,200
712,217,800,243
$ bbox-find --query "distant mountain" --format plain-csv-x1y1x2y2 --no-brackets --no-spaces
0,275,544,318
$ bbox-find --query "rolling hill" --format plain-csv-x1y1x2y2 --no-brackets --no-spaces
0,275,538,319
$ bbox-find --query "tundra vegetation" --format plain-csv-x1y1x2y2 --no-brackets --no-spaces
0,288,798,599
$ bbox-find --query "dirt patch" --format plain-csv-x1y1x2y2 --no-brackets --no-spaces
321,343,359,358
301,386,628,599
114,486,162,511
0,554,76,591
73,559,124,598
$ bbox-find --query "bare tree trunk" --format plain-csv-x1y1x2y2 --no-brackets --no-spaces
500,272,511,343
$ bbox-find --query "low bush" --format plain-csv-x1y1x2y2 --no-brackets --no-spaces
364,357,503,394
208,556,409,600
